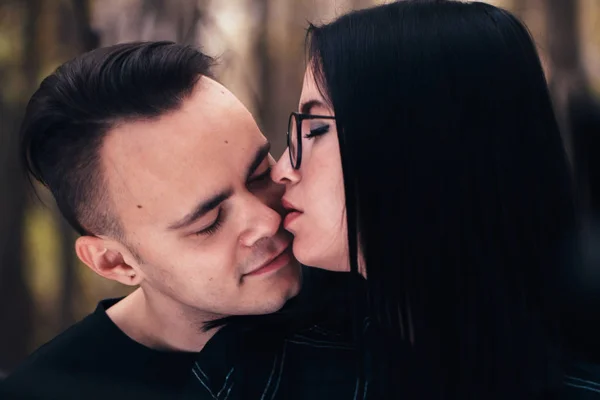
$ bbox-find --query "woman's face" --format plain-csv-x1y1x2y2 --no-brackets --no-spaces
271,67,349,271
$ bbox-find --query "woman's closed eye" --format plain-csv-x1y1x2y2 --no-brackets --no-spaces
304,123,330,139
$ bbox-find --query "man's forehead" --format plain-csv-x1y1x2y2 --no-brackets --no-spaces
100,79,264,226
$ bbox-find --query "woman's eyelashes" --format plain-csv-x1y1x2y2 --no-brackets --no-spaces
304,123,330,139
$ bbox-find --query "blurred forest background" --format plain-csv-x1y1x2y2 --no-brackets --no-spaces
0,0,599,374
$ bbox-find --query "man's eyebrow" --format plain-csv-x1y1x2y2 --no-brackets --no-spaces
167,189,233,231
300,99,327,114
245,142,271,181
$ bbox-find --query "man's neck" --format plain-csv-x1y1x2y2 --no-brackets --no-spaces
106,288,222,353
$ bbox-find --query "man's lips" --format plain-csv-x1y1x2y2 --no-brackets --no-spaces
244,245,292,277
283,211,301,229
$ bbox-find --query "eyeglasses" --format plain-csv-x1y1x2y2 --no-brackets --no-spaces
287,111,336,169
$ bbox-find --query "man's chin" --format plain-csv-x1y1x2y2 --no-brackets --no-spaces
249,284,302,316
281,261,303,298
234,261,302,315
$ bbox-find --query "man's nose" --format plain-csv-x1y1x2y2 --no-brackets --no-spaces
238,192,282,248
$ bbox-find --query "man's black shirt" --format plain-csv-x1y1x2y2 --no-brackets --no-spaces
3,271,599,399
0,299,223,400
0,269,361,400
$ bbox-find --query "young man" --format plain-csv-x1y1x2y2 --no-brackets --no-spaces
1,41,309,399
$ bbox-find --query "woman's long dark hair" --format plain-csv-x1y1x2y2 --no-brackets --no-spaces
307,0,577,398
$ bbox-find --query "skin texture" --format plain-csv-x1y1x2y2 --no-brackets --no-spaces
75,77,301,351
272,68,350,273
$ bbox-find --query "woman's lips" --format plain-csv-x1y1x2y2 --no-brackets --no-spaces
281,198,302,230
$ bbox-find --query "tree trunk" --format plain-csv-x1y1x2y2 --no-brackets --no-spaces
92,0,200,46
251,0,314,156
0,103,31,372
49,0,99,331
545,0,600,214
253,0,274,148
546,0,586,168
72,0,100,52
0,0,40,372
545,0,600,361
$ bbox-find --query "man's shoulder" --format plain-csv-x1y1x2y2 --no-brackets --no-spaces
1,298,205,399
0,305,115,399
9,307,106,374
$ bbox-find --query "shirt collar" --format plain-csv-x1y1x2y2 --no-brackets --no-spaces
192,323,241,396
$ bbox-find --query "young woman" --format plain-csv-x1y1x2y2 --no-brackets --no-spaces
272,1,578,398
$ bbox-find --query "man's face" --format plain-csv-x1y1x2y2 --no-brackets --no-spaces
101,77,301,318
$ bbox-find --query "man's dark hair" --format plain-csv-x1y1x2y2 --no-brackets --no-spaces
20,41,214,238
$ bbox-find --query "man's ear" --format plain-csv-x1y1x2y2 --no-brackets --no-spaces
75,235,143,286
